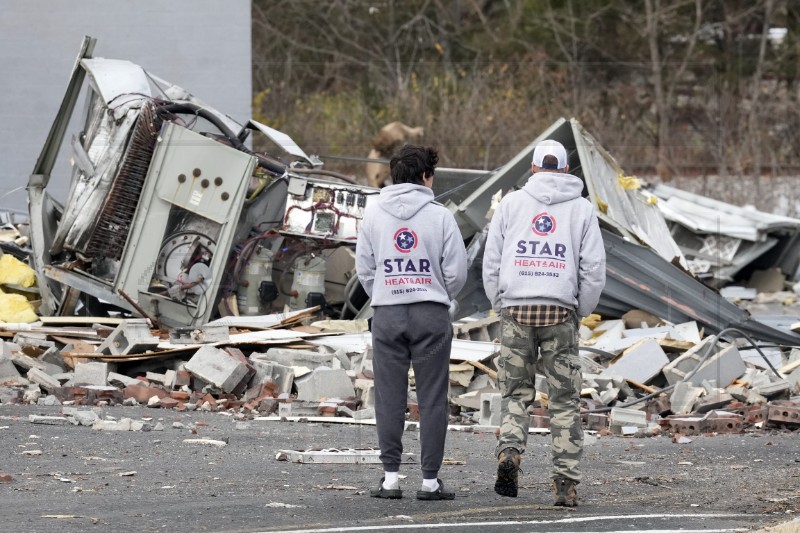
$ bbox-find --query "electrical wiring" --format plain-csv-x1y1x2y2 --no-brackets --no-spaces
284,201,364,239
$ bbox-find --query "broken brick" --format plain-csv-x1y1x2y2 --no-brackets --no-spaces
159,397,180,409
124,384,169,403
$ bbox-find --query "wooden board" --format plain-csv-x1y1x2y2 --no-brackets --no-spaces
39,316,126,326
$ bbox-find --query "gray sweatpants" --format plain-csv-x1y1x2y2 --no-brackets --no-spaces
371,301,452,479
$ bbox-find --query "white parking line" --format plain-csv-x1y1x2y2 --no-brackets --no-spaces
262,512,752,533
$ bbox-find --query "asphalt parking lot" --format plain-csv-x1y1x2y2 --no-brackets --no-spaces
1,403,799,533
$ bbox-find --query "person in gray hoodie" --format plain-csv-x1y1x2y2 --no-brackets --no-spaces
356,144,467,501
482,139,606,507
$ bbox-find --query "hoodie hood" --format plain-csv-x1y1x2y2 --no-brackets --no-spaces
522,172,584,205
378,183,434,220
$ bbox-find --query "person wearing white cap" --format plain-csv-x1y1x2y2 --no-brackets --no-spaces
482,139,606,506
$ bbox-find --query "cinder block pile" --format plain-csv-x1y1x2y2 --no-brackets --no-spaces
1,308,799,441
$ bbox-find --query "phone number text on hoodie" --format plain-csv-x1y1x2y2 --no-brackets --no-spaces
391,287,429,295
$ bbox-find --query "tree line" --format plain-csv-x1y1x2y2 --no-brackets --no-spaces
251,0,800,212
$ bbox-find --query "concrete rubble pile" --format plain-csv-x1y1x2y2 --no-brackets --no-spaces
4,37,800,444
2,306,800,441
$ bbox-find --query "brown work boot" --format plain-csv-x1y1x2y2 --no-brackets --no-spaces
552,477,578,507
494,448,521,497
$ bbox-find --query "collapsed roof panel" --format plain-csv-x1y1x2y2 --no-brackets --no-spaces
600,230,800,346
450,117,800,344
453,118,685,267
653,184,800,283
572,122,685,269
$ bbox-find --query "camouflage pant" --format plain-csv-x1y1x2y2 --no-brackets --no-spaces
495,311,583,482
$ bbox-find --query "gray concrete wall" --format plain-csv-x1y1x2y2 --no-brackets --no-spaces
0,0,252,214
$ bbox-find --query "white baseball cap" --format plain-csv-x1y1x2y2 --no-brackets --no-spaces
532,139,568,170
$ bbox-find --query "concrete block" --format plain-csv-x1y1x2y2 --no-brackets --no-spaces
40,395,61,406
66,410,100,426
185,346,250,394
453,315,501,342
0,386,21,404
353,407,375,420
609,406,648,429
755,379,791,397
695,390,734,413
74,362,109,386
0,355,21,381
249,360,293,394
146,372,166,384
467,374,495,393
742,368,771,390
727,384,749,401
602,338,669,384
670,382,705,415
479,392,502,426
295,367,355,401
40,347,67,372
10,352,63,376
663,340,746,387
0,341,22,357
27,368,61,391
357,347,373,377
97,319,159,355
28,414,70,425
599,387,620,404
163,369,177,389
354,378,375,409
451,390,482,410
746,390,768,405
108,372,140,388
13,333,54,349
254,348,335,370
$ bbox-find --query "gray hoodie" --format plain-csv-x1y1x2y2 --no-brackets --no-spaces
356,184,468,307
482,172,606,316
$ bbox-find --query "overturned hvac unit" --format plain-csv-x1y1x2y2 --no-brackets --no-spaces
28,37,373,327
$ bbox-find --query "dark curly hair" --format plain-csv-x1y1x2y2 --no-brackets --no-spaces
389,144,438,185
